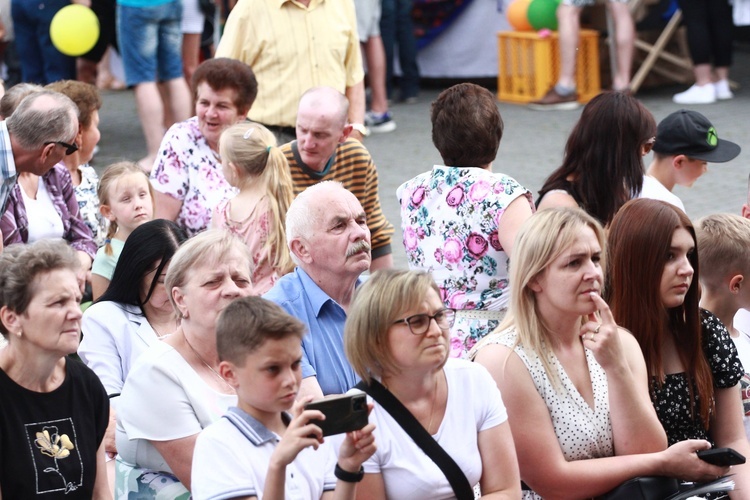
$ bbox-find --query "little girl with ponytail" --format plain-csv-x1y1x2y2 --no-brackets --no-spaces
212,122,295,294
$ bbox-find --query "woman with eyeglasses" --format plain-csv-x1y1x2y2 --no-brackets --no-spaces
537,91,657,227
344,269,521,499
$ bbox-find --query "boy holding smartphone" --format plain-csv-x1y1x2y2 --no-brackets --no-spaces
191,296,376,499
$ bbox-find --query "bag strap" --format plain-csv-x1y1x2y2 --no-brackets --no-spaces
355,379,474,500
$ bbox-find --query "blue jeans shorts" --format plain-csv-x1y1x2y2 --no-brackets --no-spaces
117,1,184,86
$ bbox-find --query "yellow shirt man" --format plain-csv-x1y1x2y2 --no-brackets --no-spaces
216,0,365,130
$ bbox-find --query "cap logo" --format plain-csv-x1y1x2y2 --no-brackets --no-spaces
707,127,718,147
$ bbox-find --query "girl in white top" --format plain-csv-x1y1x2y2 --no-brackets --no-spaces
91,162,155,300
472,208,727,498
344,269,521,499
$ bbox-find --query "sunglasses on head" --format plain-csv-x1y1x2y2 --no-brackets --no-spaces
44,140,79,155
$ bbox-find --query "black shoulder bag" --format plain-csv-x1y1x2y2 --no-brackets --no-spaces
354,379,474,500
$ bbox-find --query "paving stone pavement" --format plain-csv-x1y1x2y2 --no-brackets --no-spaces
95,42,750,269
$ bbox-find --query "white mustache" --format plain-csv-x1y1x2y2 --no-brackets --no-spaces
346,240,371,257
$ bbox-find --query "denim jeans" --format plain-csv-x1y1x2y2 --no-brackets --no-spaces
379,0,420,99
11,0,76,84
117,1,184,86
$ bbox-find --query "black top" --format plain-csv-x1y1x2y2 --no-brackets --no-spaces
650,309,743,446
0,356,108,498
536,178,582,210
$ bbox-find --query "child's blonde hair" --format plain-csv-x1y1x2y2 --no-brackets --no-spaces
97,161,155,256
219,123,294,275
695,213,750,291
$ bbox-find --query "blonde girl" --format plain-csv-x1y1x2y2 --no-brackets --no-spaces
212,122,294,295
91,162,155,300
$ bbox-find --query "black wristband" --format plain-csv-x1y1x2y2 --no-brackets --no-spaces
335,463,364,483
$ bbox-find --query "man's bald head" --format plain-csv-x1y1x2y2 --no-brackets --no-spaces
294,87,352,172
298,87,349,129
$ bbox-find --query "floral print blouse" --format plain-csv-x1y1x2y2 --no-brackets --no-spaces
397,165,533,358
150,117,236,236
74,164,108,246
651,309,744,446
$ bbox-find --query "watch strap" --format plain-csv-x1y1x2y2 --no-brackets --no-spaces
334,463,365,482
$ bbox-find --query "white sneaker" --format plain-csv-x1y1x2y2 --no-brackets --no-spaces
673,83,716,104
714,79,734,100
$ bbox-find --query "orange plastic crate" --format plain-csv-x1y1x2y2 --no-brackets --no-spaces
497,29,601,104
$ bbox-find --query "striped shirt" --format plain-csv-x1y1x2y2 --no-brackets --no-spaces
282,138,394,258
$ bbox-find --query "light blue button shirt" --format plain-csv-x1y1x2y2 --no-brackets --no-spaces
264,267,361,395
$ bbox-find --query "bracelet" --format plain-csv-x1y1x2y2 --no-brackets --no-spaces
334,463,364,483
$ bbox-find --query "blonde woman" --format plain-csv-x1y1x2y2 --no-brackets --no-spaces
115,230,253,496
472,208,727,498
345,269,520,499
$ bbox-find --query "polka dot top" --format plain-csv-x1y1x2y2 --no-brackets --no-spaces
651,309,743,446
483,328,613,499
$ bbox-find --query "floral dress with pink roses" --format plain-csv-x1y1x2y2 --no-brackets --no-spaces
150,116,237,237
397,165,533,358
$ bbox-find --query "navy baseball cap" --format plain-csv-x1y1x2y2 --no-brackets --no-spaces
652,109,741,163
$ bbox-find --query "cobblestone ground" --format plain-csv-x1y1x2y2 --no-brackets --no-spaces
96,43,750,268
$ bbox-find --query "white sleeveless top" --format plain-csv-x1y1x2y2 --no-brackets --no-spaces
481,328,614,499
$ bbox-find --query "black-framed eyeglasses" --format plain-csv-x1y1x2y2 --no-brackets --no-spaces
393,308,456,335
45,140,78,155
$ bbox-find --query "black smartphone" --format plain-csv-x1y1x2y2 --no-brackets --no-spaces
304,393,368,437
697,448,746,466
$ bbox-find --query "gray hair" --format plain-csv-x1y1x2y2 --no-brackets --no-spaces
0,83,44,119
285,181,345,266
165,229,252,318
7,90,79,150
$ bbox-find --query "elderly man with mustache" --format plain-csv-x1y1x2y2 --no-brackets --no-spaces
264,181,372,399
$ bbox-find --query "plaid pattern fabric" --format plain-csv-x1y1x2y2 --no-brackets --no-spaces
0,121,18,215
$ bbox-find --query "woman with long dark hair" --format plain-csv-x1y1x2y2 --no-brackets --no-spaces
79,219,188,397
607,198,750,496
537,91,656,227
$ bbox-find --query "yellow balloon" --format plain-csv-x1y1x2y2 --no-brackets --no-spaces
50,5,100,57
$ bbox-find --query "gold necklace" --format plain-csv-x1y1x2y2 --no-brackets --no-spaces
426,374,439,434
183,333,234,392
